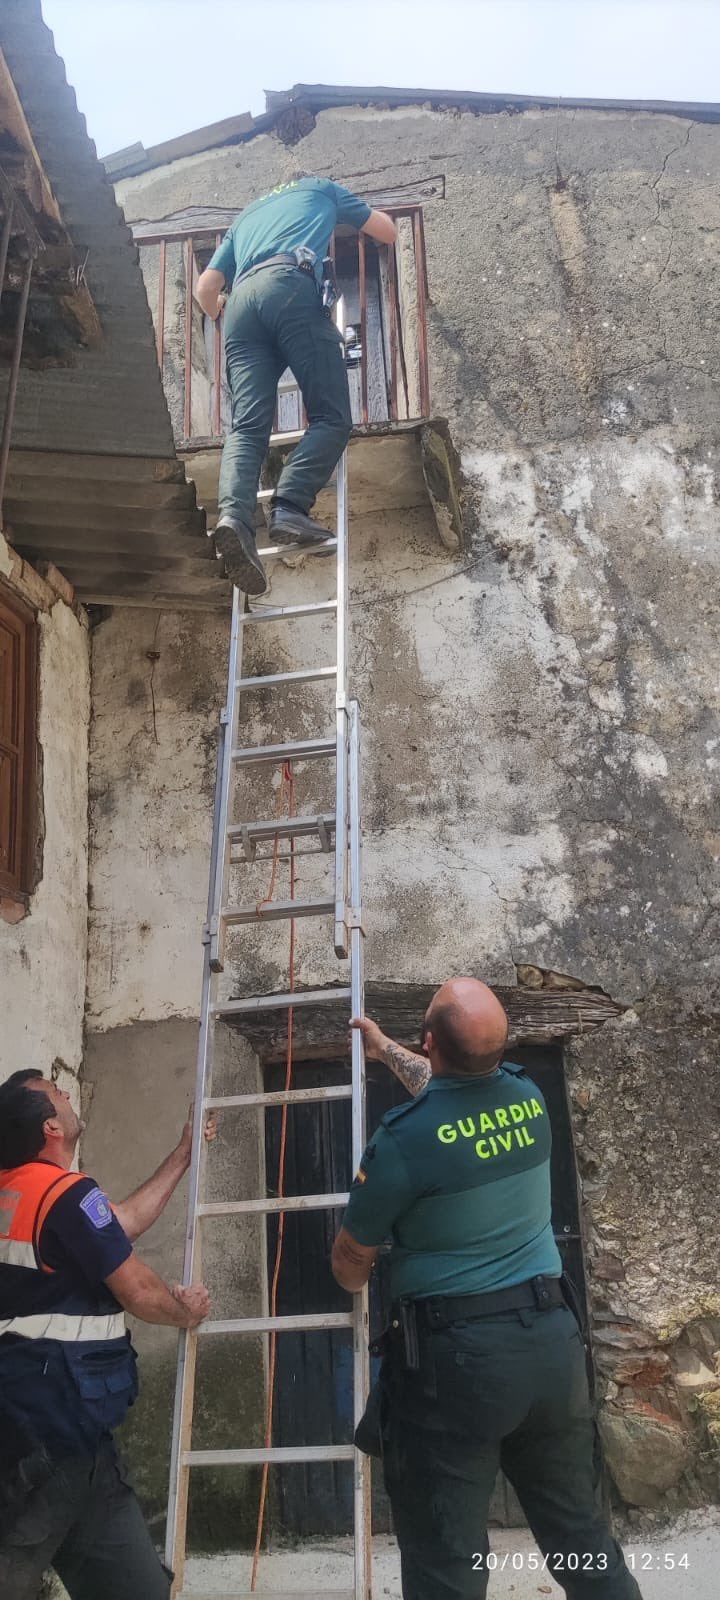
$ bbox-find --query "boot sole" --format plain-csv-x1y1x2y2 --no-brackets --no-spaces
270,521,332,549
272,536,335,559
214,525,267,596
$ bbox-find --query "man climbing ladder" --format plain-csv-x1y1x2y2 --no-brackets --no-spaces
195,174,397,595
164,294,372,1596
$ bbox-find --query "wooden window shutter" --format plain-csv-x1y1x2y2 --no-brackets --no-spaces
0,582,38,898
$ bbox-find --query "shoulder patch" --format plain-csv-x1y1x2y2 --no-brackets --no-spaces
382,1089,430,1127
78,1186,114,1231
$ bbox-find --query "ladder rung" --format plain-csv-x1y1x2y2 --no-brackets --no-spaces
197,1312,354,1335
198,1192,349,1217
269,428,305,446
177,1592,353,1600
257,537,337,559
204,1084,352,1110
232,737,334,766
241,600,337,624
176,1592,353,1600
255,464,336,490
213,985,351,1018
236,665,337,690
183,1445,354,1466
221,896,334,926
227,812,335,846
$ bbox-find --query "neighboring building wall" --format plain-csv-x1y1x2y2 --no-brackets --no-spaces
100,104,720,1521
0,534,89,1098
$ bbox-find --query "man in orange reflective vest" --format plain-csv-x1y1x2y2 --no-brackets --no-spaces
0,1068,212,1600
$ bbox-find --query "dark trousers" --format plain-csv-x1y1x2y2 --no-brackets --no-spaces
382,1305,642,1600
0,1437,170,1600
218,264,352,531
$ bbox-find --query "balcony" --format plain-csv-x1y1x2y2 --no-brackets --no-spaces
133,206,460,546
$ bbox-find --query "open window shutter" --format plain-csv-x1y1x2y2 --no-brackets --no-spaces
0,586,36,895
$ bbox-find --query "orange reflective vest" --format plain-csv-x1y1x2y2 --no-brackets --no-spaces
0,1161,125,1342
0,1162,136,1447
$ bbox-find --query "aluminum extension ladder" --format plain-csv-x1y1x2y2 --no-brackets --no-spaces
165,315,371,1600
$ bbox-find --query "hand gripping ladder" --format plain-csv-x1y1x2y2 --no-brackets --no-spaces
165,306,371,1600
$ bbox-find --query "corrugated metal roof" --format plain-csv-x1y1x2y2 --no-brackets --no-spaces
0,0,175,458
0,0,216,607
103,81,720,180
102,112,255,181
5,447,226,609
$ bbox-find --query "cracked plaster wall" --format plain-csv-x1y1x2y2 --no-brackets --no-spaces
0,535,90,1099
110,104,720,1005
93,105,720,1514
87,608,229,1028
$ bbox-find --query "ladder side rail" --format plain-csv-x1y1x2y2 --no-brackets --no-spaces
349,701,366,1175
349,700,371,1600
209,587,245,971
334,297,350,958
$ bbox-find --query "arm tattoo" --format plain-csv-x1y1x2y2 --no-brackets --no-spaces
382,1041,431,1097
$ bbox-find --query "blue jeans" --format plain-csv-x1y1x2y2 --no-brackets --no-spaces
218,265,352,530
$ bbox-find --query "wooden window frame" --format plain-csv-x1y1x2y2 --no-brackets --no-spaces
0,581,38,902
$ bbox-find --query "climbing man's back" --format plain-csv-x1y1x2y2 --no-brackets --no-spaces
213,176,372,284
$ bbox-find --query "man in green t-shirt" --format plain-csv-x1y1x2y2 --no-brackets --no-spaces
195,175,397,595
332,978,642,1600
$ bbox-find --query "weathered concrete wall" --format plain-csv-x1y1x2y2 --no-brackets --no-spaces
98,103,720,1518
567,1004,720,1511
81,1018,267,1543
87,607,228,1029
116,103,720,452
0,536,89,1097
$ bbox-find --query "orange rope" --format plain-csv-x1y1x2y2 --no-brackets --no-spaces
255,762,290,916
251,760,295,1590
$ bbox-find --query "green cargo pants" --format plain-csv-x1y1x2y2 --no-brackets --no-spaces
0,1437,171,1600
381,1305,642,1600
218,264,352,532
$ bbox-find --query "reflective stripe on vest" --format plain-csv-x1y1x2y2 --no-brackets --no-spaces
0,1162,125,1344
0,1239,36,1268
0,1310,126,1341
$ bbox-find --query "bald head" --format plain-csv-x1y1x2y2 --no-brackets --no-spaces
424,978,509,1078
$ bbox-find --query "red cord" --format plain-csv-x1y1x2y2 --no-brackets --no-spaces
251,761,295,1589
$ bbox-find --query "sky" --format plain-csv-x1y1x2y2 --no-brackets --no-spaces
42,0,720,160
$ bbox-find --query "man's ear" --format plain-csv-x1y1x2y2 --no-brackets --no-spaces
42,1116,64,1145
423,1029,434,1058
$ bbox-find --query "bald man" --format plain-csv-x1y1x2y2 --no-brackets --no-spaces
332,979,641,1600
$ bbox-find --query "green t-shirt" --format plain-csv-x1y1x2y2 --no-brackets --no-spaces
342,1064,562,1300
207,176,372,287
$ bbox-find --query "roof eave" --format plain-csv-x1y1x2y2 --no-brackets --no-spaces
102,82,720,180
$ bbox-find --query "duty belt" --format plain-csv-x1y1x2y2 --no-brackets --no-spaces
234,251,316,288
373,1275,566,1371
414,1273,565,1330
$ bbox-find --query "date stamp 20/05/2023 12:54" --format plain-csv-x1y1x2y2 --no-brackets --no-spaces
471,1550,690,1575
